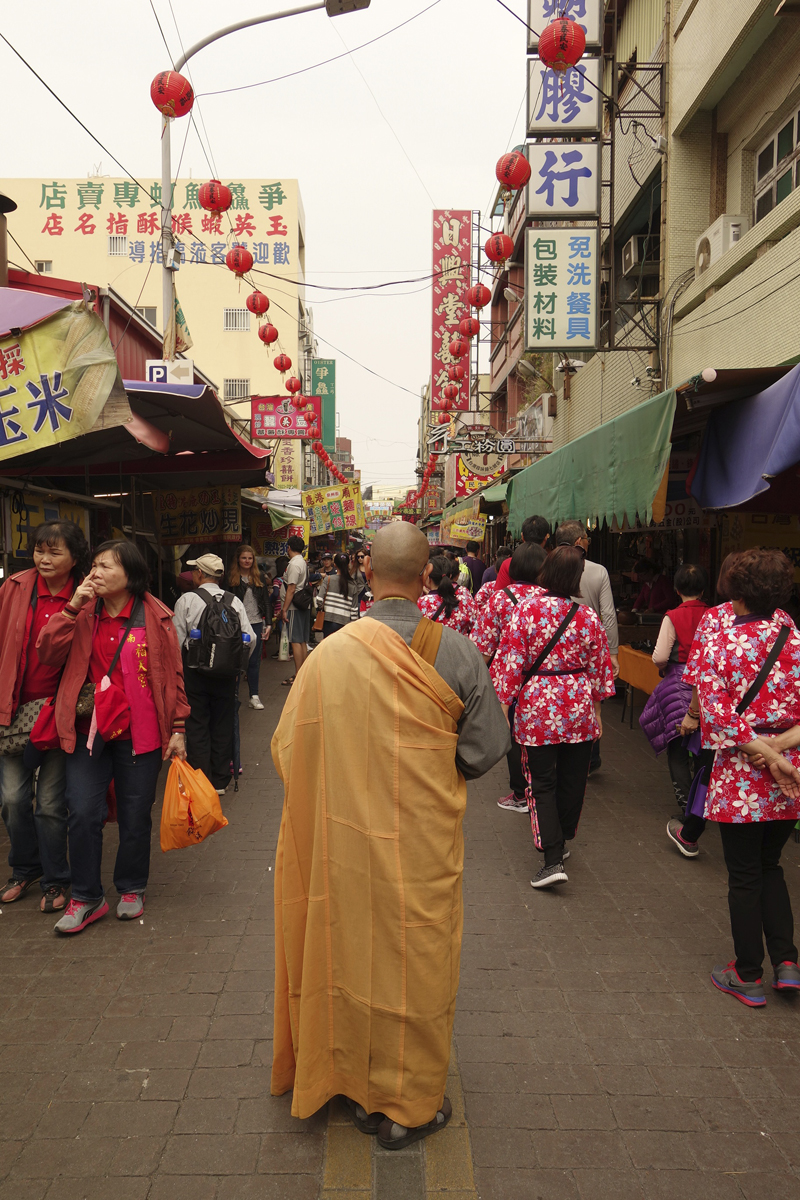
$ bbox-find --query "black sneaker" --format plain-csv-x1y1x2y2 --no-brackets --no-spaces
772,961,800,991
711,962,766,1008
531,862,568,889
666,819,699,858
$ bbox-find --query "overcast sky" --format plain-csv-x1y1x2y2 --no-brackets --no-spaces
1,0,527,488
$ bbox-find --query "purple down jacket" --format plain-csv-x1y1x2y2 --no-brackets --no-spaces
639,662,691,757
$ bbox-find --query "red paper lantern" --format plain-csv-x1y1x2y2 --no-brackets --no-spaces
246,289,269,316
309,425,320,439
273,353,292,373
448,364,466,383
443,383,460,402
258,323,279,345
459,317,480,339
484,233,514,263
449,336,467,359
467,284,491,309
285,376,302,394
537,18,586,73
198,179,232,215
496,152,532,191
226,244,253,277
150,71,194,119
290,395,304,409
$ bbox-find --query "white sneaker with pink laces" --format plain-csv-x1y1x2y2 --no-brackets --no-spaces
496,793,528,813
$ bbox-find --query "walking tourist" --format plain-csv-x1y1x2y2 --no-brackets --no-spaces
639,565,711,822
271,521,509,1148
495,515,551,590
493,546,615,888
418,555,475,636
316,552,359,636
463,540,486,593
228,544,270,710
36,539,189,933
281,536,311,685
0,520,89,913
472,541,546,813
685,549,800,1006
173,553,254,794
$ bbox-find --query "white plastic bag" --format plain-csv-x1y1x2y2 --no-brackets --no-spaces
278,627,291,661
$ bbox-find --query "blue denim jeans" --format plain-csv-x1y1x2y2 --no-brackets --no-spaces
0,749,69,890
246,622,263,697
65,735,163,903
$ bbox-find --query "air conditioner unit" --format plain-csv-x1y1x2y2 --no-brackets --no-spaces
622,235,659,277
695,214,748,276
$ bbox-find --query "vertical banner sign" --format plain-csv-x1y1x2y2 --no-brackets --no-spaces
432,210,471,413
527,0,603,52
311,359,336,450
272,439,303,489
527,58,602,137
526,144,601,219
525,227,600,351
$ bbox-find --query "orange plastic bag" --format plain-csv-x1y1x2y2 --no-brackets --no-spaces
160,758,228,852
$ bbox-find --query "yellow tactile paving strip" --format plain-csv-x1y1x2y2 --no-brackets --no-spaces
320,1045,479,1199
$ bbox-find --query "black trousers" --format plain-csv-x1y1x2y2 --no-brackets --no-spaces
674,747,716,842
718,819,798,981
522,742,593,867
184,669,236,790
508,736,526,799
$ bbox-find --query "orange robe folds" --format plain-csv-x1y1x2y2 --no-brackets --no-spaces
270,617,466,1127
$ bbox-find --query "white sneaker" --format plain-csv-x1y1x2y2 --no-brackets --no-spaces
249,696,264,710
497,793,528,813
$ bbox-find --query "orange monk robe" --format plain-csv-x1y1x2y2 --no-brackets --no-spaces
270,618,467,1127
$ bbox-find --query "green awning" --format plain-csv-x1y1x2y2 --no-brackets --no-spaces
507,388,676,536
480,481,509,505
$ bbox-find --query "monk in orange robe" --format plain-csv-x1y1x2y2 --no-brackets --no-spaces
271,522,509,1149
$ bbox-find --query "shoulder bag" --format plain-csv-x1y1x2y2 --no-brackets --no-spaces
519,602,580,691
291,562,314,612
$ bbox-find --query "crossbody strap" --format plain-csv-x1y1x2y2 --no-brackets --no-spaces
735,624,790,715
100,599,143,681
520,602,579,690
503,586,518,606
432,600,447,623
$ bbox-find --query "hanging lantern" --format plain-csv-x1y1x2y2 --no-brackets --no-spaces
309,424,320,439
273,353,292,373
449,335,467,359
150,71,194,119
448,364,465,383
198,179,232,215
484,233,514,263
537,17,586,73
285,376,302,394
459,316,480,339
290,395,304,409
443,383,460,402
246,289,269,317
226,244,253,278
496,152,532,191
258,322,279,345
467,284,491,309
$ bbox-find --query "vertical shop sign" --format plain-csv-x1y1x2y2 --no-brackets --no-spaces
272,439,303,489
311,359,336,450
527,0,603,52
526,143,601,219
525,227,599,351
432,210,471,413
527,57,601,137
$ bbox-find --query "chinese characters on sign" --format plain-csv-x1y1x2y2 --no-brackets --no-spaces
525,228,599,351
157,486,242,546
527,0,603,51
527,58,601,137
442,512,487,544
251,396,322,440
272,440,302,489
432,210,471,414
254,520,310,559
527,144,601,219
302,485,365,536
311,359,336,450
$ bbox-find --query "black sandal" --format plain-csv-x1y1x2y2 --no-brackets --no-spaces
281,677,295,687
40,885,69,913
340,1095,385,1135
0,876,40,904
377,1097,452,1150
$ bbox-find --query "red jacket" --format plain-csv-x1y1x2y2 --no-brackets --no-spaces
37,592,190,754
0,569,39,726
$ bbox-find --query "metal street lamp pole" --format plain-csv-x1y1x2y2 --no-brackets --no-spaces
160,0,370,347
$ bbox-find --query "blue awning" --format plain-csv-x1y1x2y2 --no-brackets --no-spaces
690,364,800,509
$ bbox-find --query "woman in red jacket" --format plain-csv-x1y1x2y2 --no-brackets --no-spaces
37,539,189,935
0,521,89,913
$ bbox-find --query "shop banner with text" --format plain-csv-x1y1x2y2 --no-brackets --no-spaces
157,485,242,545
432,210,471,413
255,520,310,559
442,512,487,544
251,395,321,440
302,483,365,536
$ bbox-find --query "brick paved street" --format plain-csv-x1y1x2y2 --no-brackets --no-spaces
1,658,800,1198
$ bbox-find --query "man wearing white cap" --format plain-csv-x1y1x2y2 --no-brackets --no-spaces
172,554,255,793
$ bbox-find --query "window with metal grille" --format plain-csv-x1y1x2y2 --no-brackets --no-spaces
223,308,250,332
754,109,800,224
135,306,158,327
223,379,250,403
35,260,53,274
108,235,128,256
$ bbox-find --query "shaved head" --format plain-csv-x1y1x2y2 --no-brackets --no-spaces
371,522,430,587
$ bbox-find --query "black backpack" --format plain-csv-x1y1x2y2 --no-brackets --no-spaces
188,590,245,677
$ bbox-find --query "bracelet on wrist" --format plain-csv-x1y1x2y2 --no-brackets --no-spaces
687,709,700,719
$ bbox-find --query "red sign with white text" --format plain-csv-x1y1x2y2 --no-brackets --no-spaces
432,210,471,412
251,395,322,439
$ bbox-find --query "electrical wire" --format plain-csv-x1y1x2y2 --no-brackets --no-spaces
7,232,41,274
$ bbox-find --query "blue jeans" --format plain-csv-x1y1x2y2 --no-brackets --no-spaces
246,622,263,697
65,735,163,903
0,750,69,890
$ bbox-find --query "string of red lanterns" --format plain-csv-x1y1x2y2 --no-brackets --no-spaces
398,453,440,512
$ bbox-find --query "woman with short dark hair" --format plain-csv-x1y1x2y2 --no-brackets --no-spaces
493,546,615,888
690,548,800,1006
37,539,189,934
